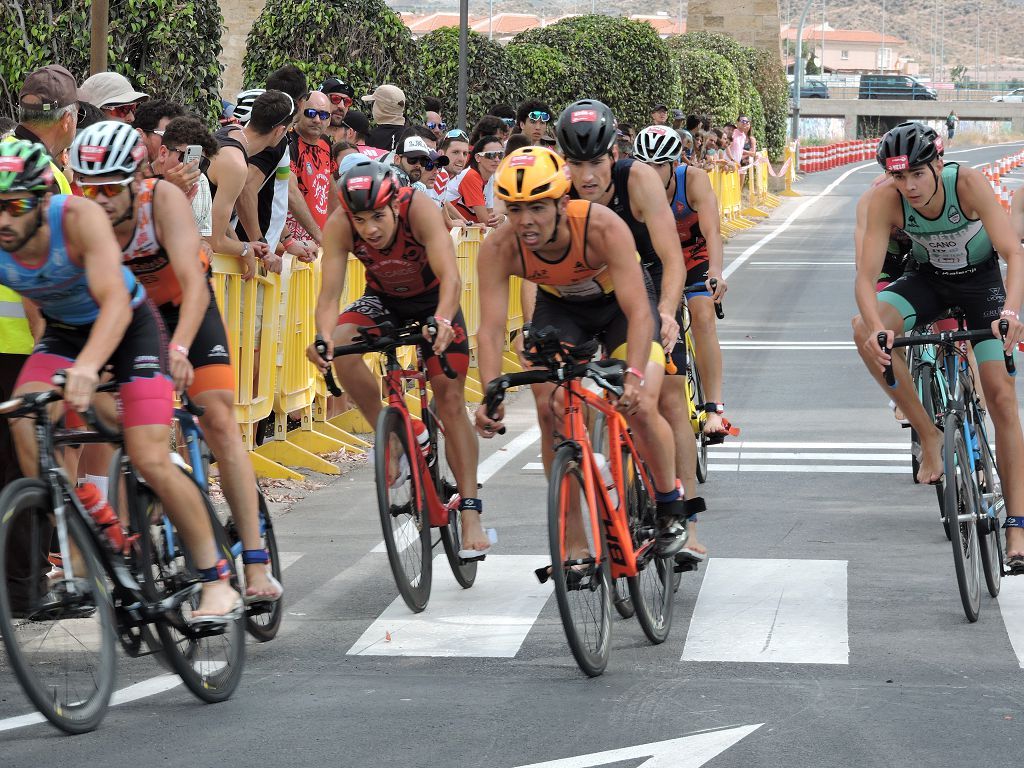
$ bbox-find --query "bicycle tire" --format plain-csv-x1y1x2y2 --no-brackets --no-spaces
944,417,981,622
428,399,477,589
613,578,635,618
133,470,246,702
910,354,929,484
689,349,709,484
0,479,117,734
376,406,432,612
914,364,950,538
971,411,1002,598
227,487,285,642
623,451,673,644
547,444,612,677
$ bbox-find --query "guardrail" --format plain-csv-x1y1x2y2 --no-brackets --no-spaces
796,138,880,173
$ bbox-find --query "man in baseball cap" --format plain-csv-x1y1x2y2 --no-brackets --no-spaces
321,75,355,132
9,65,78,194
362,84,407,152
650,103,669,126
78,72,148,124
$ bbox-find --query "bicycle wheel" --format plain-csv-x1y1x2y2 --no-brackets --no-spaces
943,416,982,622
972,413,1002,598
688,349,709,484
909,355,928,484
590,412,631,618
133,472,246,702
623,451,673,644
547,444,612,677
0,479,117,734
613,577,635,618
428,400,477,589
376,406,432,612
224,487,284,642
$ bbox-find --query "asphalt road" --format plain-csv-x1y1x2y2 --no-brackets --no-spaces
4,142,1024,765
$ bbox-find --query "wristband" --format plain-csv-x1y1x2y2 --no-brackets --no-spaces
625,366,645,387
1000,309,1020,320
281,236,295,249
435,315,453,328
170,344,189,358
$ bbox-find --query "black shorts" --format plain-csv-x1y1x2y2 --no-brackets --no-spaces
157,284,235,396
338,289,470,378
684,259,712,298
16,301,174,429
878,257,1007,363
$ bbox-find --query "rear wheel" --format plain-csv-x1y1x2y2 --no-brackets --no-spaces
0,479,116,734
944,418,981,622
224,487,284,642
376,407,432,612
688,346,709,484
547,444,611,677
429,400,477,589
971,411,1002,598
133,471,246,702
623,452,673,644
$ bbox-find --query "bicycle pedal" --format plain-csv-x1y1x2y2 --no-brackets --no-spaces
535,566,551,585
673,561,699,574
459,554,486,565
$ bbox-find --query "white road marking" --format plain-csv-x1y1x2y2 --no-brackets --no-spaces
750,261,855,266
682,558,849,665
510,724,763,768
717,441,907,448
478,426,541,484
721,464,906,474
710,451,908,462
997,576,1024,669
347,554,552,657
371,520,418,554
0,674,184,733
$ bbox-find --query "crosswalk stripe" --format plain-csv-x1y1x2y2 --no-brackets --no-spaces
682,558,849,665
346,554,552,657
708,451,909,462
997,576,1024,669
710,463,906,474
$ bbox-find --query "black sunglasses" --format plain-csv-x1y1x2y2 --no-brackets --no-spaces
407,156,445,170
303,108,331,121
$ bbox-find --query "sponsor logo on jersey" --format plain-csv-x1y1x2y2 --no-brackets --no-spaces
947,206,961,224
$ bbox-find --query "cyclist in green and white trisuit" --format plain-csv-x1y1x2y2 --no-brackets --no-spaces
854,121,1024,572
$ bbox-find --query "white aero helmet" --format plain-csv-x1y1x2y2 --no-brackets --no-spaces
69,120,146,177
633,125,683,164
233,88,266,124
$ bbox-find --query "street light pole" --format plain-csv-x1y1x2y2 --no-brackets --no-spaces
90,0,109,75
791,0,817,143
458,0,468,129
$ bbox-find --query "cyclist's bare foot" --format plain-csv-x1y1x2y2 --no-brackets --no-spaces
192,580,241,618
683,520,707,558
460,509,490,551
244,563,283,601
916,429,944,485
1005,527,1024,559
703,411,725,436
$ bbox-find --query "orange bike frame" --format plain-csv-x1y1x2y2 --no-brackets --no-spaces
556,380,657,580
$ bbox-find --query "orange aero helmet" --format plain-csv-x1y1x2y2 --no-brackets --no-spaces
494,146,571,202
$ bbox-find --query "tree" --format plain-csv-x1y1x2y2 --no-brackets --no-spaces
673,48,741,128
950,65,968,89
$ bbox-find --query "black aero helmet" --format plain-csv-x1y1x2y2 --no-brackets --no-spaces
556,100,617,161
876,121,942,172
339,160,397,213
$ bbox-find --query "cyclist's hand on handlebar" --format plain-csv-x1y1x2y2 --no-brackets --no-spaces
993,314,1024,353
707,273,727,301
615,376,643,417
866,328,894,373
306,340,332,374
474,403,504,438
425,320,454,356
168,347,195,394
658,309,679,350
63,363,100,413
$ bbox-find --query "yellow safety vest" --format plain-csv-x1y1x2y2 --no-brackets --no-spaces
0,286,34,355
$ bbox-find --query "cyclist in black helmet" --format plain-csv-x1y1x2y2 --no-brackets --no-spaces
855,120,1024,571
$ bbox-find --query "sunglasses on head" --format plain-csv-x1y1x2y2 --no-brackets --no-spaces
106,102,139,118
427,121,447,131
478,150,504,161
78,178,132,199
0,197,41,217
444,128,470,142
527,111,550,123
500,117,515,127
739,118,750,124
303,108,331,121
327,93,352,107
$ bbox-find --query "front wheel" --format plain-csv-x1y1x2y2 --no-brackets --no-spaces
376,407,432,612
547,445,612,677
0,479,117,733
224,486,284,642
973,414,1002,598
688,349,709,484
944,417,981,622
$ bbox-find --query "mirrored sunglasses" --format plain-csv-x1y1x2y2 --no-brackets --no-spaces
0,197,41,217
444,129,470,142
527,111,550,122
478,150,504,160
500,117,515,127
78,178,132,199
427,121,448,132
106,102,140,118
303,108,331,121
328,93,353,107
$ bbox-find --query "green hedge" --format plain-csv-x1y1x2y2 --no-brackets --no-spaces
744,47,789,160
673,49,740,128
512,15,680,127
243,0,418,105
0,0,223,123
415,27,510,127
502,42,573,118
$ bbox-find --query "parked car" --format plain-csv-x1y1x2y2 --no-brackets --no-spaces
789,78,829,99
859,74,937,100
991,88,1024,102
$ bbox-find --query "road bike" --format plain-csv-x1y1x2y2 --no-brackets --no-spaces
0,378,245,734
318,318,478,613
880,317,1014,621
484,328,674,677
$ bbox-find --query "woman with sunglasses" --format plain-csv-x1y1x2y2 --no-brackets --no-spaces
0,139,243,623
68,122,283,604
446,135,504,226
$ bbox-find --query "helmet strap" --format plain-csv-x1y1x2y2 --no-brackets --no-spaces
546,201,561,245
924,163,940,208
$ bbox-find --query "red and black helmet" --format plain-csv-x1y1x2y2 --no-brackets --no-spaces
339,160,397,213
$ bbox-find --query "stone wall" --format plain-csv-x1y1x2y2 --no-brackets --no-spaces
685,0,782,61
219,0,267,98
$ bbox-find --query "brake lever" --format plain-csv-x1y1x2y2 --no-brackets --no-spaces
999,319,1016,377
877,331,896,387
314,336,342,397
709,278,725,320
483,378,509,435
425,318,458,380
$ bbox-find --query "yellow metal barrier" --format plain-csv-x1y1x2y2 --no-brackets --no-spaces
781,143,801,197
